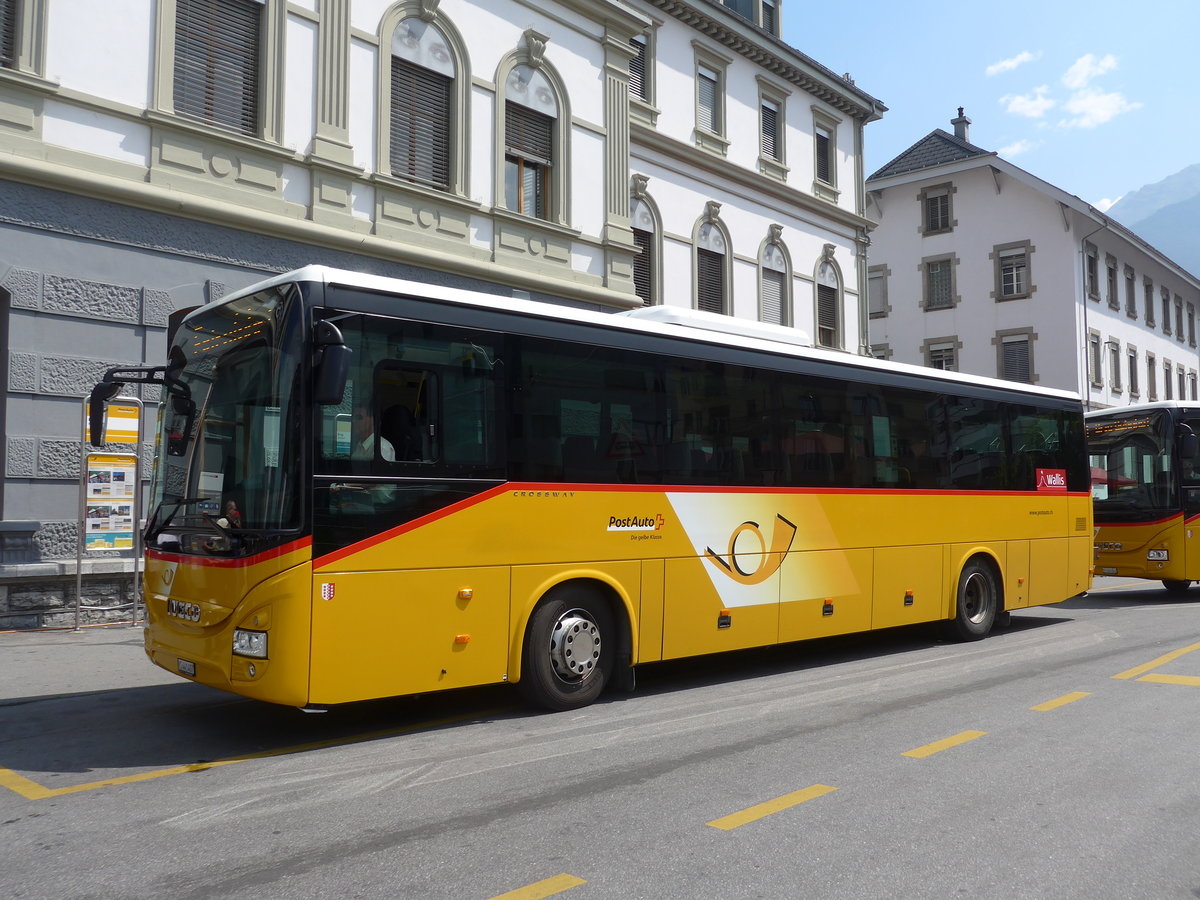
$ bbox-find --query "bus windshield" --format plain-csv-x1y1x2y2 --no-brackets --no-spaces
1087,409,1176,522
145,285,305,556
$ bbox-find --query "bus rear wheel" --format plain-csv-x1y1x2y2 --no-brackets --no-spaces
946,558,999,642
518,587,615,711
1162,579,1192,594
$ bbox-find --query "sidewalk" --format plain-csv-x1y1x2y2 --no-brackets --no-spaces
0,623,177,702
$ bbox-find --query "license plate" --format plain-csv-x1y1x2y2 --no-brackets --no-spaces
1100,568,1117,575
177,658,196,677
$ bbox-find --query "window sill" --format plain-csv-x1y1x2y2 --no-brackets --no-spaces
694,128,730,157
813,181,839,203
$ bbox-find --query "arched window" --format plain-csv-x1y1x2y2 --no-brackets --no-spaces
504,64,557,219
630,176,661,306
759,227,790,325
389,18,455,189
815,252,842,348
694,203,730,314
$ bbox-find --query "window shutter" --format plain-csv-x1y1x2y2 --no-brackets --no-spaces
390,58,451,188
1003,338,1031,383
0,0,15,67
174,0,262,135
629,37,648,101
815,130,831,183
817,283,838,346
761,268,785,324
633,228,653,306
697,68,719,133
696,248,724,314
760,103,778,160
505,103,553,165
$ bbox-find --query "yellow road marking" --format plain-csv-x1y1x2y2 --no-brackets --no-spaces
902,730,987,758
0,707,505,800
1030,691,1091,711
707,784,837,830
1137,673,1200,686
1112,641,1200,680
488,874,586,899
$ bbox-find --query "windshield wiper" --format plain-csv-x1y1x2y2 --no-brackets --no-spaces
144,496,210,543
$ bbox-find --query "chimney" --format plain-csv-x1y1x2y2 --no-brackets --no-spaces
951,107,971,142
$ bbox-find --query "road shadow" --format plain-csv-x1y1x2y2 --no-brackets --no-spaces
0,613,1073,784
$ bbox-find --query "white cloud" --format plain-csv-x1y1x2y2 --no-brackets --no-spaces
1094,196,1122,212
986,51,1037,77
1000,86,1055,118
1060,88,1142,128
1062,53,1118,90
999,139,1037,157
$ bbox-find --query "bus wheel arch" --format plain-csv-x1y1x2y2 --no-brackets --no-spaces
515,579,631,711
945,554,1002,642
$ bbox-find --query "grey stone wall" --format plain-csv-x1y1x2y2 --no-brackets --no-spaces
0,573,142,629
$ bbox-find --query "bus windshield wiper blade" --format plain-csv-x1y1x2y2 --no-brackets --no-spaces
144,496,209,542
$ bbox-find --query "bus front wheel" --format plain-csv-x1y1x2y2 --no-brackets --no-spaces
946,559,999,642
518,587,615,711
1162,579,1192,594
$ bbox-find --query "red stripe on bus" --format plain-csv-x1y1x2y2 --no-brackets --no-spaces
148,536,312,569
1097,513,1184,528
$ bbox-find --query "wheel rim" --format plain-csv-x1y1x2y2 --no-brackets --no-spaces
548,608,601,683
962,571,995,625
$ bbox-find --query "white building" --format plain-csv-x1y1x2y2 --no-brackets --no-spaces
865,110,1200,409
0,0,883,620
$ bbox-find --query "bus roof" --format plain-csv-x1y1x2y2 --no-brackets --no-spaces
218,265,1082,405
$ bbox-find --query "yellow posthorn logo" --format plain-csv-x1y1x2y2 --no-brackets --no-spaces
705,514,798,585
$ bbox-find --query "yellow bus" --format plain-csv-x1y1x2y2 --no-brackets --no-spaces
90,266,1092,711
1086,402,1200,593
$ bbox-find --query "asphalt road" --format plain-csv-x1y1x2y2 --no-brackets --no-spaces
2,577,1199,899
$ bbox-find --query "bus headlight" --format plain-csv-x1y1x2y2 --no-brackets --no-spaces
1147,549,1169,561
233,629,268,658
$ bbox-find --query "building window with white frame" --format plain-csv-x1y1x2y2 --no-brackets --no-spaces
630,190,659,307
694,209,729,314
1175,295,1184,341
1191,371,1198,401
1108,339,1121,392
812,109,839,200
174,0,265,136
759,235,789,326
994,241,1032,301
1106,256,1119,310
927,342,957,371
1125,266,1137,318
1165,360,1173,400
921,255,957,311
1147,353,1157,401
389,18,456,190
1189,302,1197,346
1144,279,1155,326
1179,366,1187,401
1088,331,1102,387
629,34,649,102
760,100,782,162
999,332,1033,384
694,55,727,154
1128,346,1139,397
1085,245,1099,299
0,0,17,69
815,257,841,349
868,265,889,318
1162,287,1172,335
504,65,558,220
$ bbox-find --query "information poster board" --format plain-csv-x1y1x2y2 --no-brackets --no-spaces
83,453,137,550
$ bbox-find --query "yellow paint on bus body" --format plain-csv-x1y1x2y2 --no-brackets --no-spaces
707,784,838,830
141,484,1090,708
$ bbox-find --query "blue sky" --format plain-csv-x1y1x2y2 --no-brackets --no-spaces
783,1,1200,211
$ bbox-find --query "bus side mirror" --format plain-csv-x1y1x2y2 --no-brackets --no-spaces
86,380,122,447
313,320,351,405
1180,431,1199,461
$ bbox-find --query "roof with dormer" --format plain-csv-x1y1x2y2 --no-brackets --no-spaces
867,128,992,181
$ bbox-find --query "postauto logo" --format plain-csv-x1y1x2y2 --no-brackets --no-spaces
607,513,665,532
